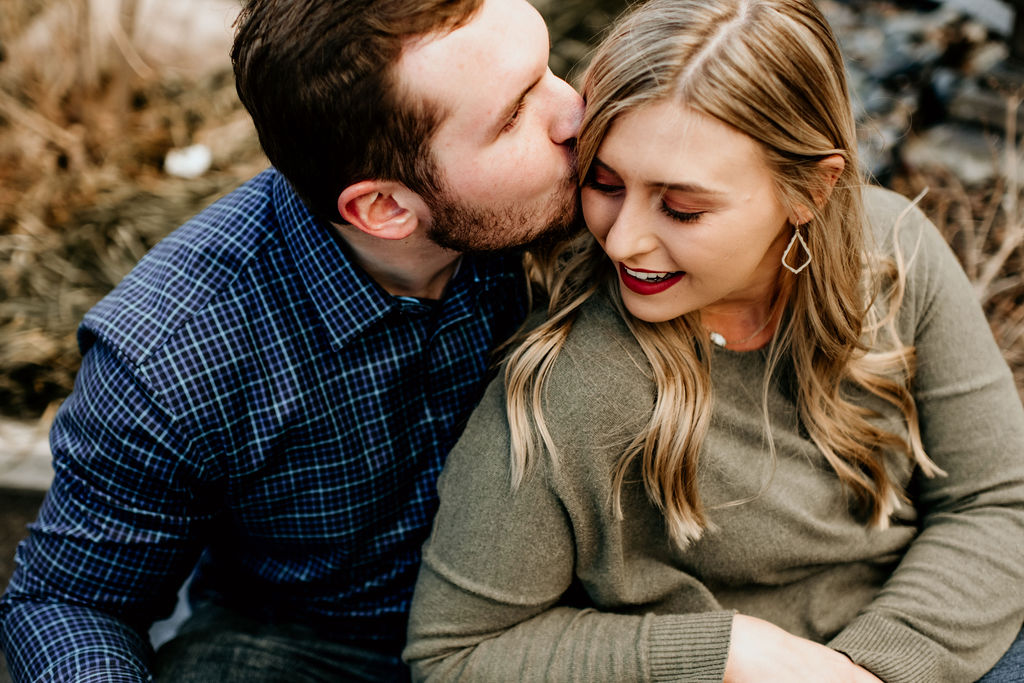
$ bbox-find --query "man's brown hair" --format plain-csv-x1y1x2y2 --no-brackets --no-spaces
232,0,483,221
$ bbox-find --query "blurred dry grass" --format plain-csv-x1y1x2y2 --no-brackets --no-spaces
0,0,1021,424
0,0,264,418
891,94,1024,394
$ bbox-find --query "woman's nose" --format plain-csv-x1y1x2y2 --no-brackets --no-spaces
602,199,658,262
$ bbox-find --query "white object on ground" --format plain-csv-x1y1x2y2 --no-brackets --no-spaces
164,144,213,179
0,418,53,492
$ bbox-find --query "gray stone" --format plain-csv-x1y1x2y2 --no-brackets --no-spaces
968,42,1010,76
902,123,1011,185
948,82,1024,133
0,419,53,492
858,113,912,179
938,0,1014,35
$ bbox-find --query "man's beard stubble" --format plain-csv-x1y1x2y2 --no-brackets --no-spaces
424,168,581,255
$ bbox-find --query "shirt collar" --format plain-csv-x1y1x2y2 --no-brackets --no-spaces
271,170,521,349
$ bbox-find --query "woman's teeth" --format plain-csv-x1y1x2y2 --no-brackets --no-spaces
623,266,677,282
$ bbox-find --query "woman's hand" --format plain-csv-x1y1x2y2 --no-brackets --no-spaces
724,614,882,683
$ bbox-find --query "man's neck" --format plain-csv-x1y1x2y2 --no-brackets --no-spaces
333,223,462,300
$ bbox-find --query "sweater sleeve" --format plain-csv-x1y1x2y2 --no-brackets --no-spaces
829,188,1024,682
404,330,734,682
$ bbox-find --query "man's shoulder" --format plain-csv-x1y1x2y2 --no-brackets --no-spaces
80,168,295,373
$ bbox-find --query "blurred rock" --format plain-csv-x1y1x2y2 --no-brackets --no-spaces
0,418,53,491
819,0,1019,180
902,123,1011,185
939,0,1014,35
164,143,213,179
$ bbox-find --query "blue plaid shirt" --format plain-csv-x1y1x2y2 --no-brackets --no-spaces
0,168,527,682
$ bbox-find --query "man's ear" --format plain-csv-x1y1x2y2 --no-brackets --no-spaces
337,180,420,240
790,154,846,225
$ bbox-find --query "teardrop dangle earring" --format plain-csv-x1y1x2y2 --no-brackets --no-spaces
781,224,811,274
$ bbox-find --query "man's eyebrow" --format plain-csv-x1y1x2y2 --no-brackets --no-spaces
593,157,724,195
493,74,542,134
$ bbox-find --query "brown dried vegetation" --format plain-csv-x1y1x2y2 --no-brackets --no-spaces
0,0,1021,423
891,94,1024,395
0,0,264,418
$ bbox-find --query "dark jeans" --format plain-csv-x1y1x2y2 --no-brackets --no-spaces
978,623,1024,683
152,602,408,683
153,601,1020,683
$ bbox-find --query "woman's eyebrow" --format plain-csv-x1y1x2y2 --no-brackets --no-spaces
593,157,724,195
659,182,725,196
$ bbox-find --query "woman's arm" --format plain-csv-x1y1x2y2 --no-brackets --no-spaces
829,188,1024,682
403,343,734,682
405,326,884,683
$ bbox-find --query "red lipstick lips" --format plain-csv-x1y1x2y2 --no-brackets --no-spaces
618,263,684,295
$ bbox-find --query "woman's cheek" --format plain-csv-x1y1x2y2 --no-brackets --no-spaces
581,190,616,241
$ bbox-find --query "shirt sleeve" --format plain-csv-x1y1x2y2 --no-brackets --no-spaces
829,190,1024,682
0,339,214,683
403,364,734,682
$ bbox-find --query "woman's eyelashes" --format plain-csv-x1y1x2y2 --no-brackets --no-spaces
584,177,624,194
660,203,704,223
584,165,628,196
585,171,706,224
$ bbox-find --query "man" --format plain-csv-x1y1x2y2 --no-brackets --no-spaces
0,0,582,680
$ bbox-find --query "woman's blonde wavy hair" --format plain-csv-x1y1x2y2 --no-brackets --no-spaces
504,0,943,547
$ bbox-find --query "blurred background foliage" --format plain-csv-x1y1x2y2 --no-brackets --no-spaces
0,0,1022,425
0,2,1022,679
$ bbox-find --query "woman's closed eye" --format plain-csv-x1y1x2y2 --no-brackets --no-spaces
659,190,709,224
660,203,704,223
585,171,705,223
584,178,624,194
584,167,624,194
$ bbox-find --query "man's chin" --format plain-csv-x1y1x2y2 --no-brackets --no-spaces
512,213,585,254
426,197,580,255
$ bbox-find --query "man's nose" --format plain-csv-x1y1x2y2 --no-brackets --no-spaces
548,73,584,146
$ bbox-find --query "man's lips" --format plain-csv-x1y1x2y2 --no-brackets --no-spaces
618,263,685,295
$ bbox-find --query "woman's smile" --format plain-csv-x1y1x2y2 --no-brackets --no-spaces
619,264,684,294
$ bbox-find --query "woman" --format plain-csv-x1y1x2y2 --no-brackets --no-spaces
403,0,1024,680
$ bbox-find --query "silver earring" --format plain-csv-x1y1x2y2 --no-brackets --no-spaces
781,224,811,274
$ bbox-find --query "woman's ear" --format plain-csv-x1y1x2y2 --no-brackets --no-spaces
815,154,845,205
790,154,846,224
337,180,420,240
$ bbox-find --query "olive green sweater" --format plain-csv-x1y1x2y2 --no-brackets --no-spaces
404,187,1024,682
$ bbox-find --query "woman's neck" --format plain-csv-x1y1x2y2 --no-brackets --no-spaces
700,285,785,351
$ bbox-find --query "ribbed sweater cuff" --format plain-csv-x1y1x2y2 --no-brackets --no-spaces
828,613,943,683
647,610,733,682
